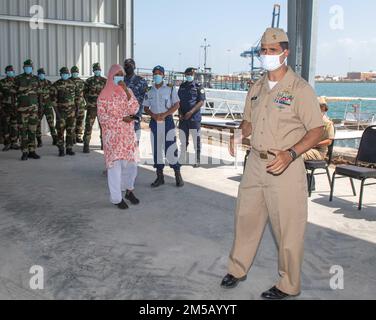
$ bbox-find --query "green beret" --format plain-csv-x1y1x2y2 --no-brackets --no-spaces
37,68,46,75
24,59,33,67
71,66,79,73
92,63,101,71
59,67,69,74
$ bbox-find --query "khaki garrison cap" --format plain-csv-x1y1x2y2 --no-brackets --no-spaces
318,96,328,105
261,28,289,45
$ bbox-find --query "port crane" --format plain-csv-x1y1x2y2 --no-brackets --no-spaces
240,4,281,80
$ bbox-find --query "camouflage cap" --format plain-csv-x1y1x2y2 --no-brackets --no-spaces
24,59,33,67
59,67,70,74
37,68,46,75
71,66,79,73
92,63,101,71
261,28,289,45
5,65,14,72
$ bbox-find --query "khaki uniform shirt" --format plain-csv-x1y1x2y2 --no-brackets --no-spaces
243,67,324,152
315,115,335,156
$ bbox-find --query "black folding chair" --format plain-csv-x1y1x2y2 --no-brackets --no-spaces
305,137,336,198
330,125,376,211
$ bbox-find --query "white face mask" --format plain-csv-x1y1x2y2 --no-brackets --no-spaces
260,51,287,72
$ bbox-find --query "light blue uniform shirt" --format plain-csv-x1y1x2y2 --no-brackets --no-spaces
143,82,180,115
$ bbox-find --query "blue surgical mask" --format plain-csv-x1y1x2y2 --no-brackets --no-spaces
153,75,163,85
61,73,70,81
186,76,194,82
24,67,33,75
72,72,80,79
38,74,46,81
94,70,101,77
113,76,124,86
6,71,15,78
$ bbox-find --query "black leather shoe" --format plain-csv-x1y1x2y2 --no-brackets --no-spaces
151,171,165,188
66,149,75,156
221,274,247,289
175,170,184,187
125,191,140,205
83,144,90,154
21,152,28,161
261,286,299,300
2,144,11,152
28,151,41,159
116,200,129,210
59,149,65,157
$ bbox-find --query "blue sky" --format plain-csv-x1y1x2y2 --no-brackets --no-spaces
134,0,375,76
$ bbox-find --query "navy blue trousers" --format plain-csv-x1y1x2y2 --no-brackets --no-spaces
179,120,201,154
150,116,181,171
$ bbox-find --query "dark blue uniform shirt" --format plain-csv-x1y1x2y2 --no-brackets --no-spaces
124,74,148,120
178,81,206,122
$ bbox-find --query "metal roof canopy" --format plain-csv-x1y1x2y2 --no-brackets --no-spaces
288,0,319,86
0,0,134,77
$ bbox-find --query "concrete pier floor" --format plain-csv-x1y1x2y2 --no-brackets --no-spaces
0,129,375,300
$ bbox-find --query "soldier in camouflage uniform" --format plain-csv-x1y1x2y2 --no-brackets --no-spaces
83,62,107,153
36,68,58,147
51,67,80,157
70,66,86,144
14,59,41,161
0,65,20,151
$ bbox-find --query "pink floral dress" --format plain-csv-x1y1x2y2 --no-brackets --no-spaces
97,90,140,169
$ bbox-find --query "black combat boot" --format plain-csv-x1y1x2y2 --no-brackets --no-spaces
37,138,43,148
66,149,75,156
175,170,184,187
83,144,90,154
10,143,20,150
59,148,65,157
52,136,58,146
151,170,165,188
21,152,28,161
28,151,41,159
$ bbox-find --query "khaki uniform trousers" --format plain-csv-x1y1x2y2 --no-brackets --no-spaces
228,149,308,295
303,148,325,161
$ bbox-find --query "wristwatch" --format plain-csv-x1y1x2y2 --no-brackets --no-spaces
287,148,298,161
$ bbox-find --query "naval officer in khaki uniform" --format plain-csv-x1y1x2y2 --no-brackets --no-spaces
221,28,325,300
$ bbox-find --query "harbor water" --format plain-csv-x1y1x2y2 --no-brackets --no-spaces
206,82,376,150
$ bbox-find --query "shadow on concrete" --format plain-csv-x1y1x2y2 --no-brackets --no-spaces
312,195,376,222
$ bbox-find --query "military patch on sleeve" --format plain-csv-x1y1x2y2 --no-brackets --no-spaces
274,91,294,106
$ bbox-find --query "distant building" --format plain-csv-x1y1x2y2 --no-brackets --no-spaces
347,72,376,81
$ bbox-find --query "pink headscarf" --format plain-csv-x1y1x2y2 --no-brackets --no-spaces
98,64,126,101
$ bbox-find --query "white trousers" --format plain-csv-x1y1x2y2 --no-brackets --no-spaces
107,160,138,204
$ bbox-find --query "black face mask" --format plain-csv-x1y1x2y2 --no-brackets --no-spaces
124,65,135,75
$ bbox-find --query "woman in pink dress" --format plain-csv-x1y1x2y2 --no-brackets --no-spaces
97,64,140,210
